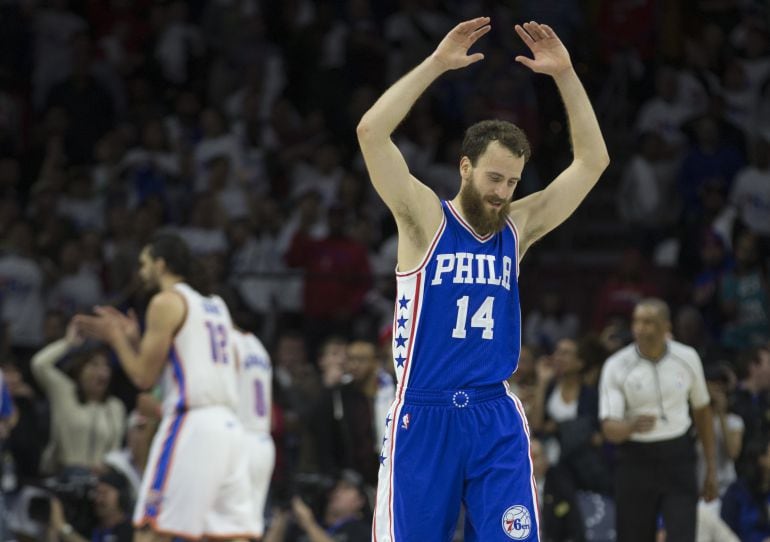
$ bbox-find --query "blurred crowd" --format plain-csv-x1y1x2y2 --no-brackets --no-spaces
0,0,769,541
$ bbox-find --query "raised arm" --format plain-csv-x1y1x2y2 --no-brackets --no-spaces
357,17,490,267
508,22,610,256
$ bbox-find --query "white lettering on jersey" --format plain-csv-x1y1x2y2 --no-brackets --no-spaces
430,253,511,291
452,252,474,284
431,254,455,285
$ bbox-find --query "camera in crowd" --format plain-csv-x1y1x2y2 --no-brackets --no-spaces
28,468,98,532
284,472,337,516
28,469,96,520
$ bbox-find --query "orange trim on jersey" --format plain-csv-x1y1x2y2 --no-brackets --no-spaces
139,412,187,526
159,414,187,495
134,518,200,540
206,532,261,540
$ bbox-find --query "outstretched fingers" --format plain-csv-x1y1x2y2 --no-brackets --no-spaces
456,16,490,35
468,23,492,43
524,21,548,41
514,24,534,46
540,24,556,39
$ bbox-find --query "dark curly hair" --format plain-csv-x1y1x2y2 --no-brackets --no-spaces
460,120,532,165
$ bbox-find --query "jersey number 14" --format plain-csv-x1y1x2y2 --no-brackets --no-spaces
452,296,494,340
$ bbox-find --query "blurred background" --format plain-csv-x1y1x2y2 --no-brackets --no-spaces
0,0,768,541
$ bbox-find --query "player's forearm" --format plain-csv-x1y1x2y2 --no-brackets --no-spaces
110,334,152,390
552,68,610,170
357,56,446,141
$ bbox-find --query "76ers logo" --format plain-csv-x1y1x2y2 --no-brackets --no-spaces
502,505,532,540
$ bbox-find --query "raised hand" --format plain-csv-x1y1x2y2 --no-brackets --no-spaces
64,318,85,348
514,22,572,76
94,305,140,344
431,17,491,70
74,311,123,345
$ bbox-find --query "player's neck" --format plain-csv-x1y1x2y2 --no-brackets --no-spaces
159,275,184,291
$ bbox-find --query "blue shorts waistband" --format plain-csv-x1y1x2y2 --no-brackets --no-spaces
403,383,507,407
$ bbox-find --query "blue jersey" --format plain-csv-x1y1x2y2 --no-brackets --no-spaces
392,200,521,390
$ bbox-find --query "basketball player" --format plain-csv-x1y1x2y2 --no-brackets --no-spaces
232,326,275,538
357,19,609,542
75,234,257,542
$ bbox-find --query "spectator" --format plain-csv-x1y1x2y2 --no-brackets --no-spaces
285,203,373,356
47,238,105,317
317,336,348,389
725,131,770,255
617,131,681,251
729,346,770,466
530,337,611,494
719,230,770,349
312,339,394,486
592,249,660,331
696,364,744,497
678,115,745,221
674,304,724,368
530,436,586,542
0,357,47,486
117,118,180,211
0,365,16,439
523,292,580,353
690,231,734,340
0,221,46,358
46,468,134,542
634,65,695,150
264,469,371,542
31,320,125,473
720,436,770,542
102,407,159,499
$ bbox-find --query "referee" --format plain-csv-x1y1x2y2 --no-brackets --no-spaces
599,298,718,542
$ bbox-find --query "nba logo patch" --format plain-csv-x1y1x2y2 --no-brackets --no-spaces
502,505,532,540
401,413,410,430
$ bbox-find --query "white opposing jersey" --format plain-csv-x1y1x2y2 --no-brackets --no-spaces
159,283,239,416
233,329,272,434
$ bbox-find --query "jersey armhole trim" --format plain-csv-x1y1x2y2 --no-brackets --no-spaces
396,213,446,277
506,217,521,277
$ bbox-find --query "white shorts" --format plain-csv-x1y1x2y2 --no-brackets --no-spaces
244,431,275,536
133,405,258,539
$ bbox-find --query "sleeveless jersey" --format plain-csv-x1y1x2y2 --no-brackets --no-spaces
232,329,273,434
392,200,521,390
159,283,239,416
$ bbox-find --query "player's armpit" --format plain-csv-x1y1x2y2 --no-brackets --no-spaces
358,134,443,267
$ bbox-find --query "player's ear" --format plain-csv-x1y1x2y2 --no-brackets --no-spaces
459,156,472,180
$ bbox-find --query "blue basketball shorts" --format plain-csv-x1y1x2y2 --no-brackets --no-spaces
372,382,540,542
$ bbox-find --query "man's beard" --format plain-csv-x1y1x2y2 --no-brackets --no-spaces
458,176,511,235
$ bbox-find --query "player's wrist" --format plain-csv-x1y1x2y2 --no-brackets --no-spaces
425,54,452,75
551,65,577,83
